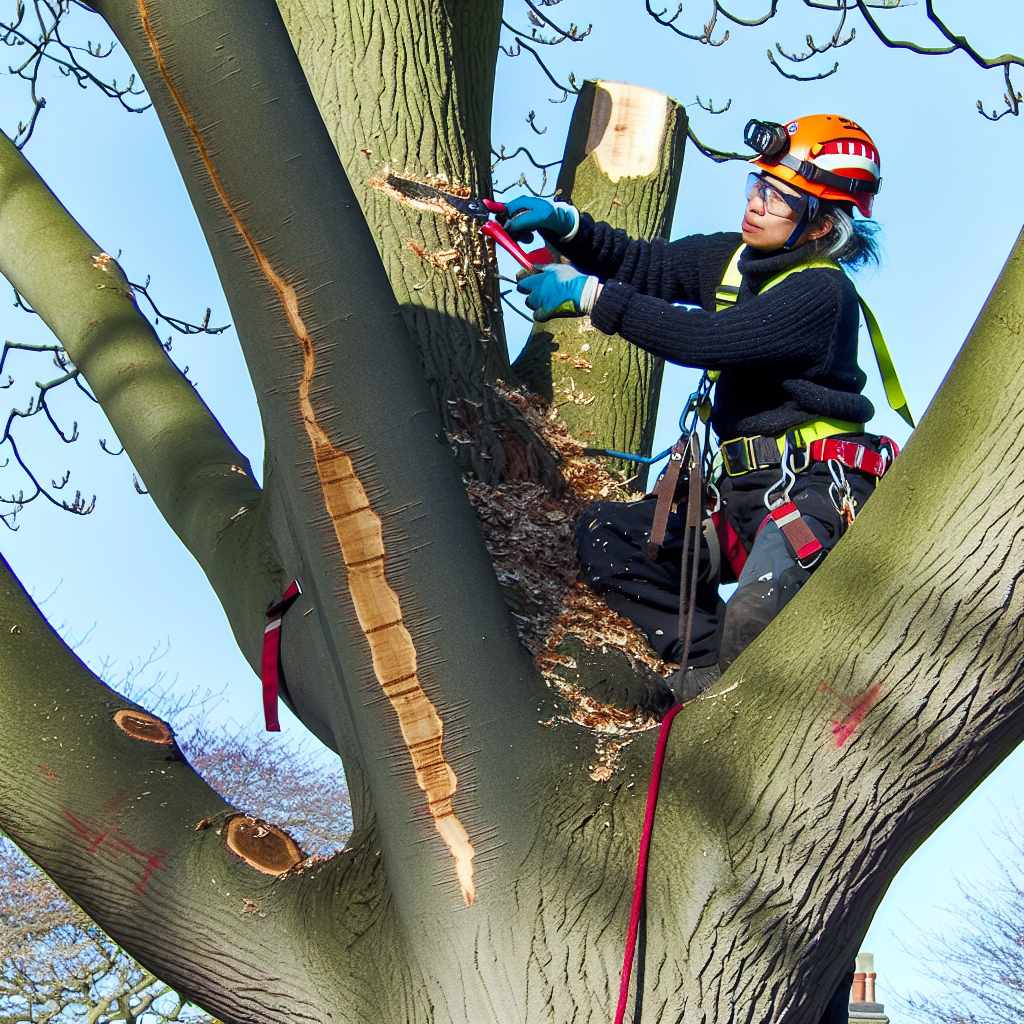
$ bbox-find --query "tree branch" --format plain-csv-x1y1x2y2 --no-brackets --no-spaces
0,129,284,673
649,225,1024,1021
0,0,149,148
0,554,364,1024
89,0,554,911
852,0,1023,116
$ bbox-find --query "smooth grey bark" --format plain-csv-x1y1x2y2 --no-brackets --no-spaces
0,130,277,687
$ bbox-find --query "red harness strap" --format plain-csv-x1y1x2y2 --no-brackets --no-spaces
711,509,749,578
261,580,302,732
807,437,892,478
766,500,824,563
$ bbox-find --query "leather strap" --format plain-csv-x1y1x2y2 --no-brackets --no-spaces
646,438,688,558
675,435,705,697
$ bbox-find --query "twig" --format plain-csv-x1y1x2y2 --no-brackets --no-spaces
715,0,779,27
850,0,1023,117
767,49,840,80
500,290,534,324
127,275,229,336
685,124,748,163
694,95,732,115
499,33,580,99
645,1,730,47
523,0,592,42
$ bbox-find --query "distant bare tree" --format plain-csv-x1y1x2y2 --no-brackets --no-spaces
904,825,1024,1024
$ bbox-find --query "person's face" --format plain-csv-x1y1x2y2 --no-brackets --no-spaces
741,172,823,251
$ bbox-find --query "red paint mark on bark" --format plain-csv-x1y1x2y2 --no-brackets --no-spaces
826,683,883,747
63,810,167,894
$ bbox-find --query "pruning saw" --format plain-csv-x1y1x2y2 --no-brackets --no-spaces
384,174,555,273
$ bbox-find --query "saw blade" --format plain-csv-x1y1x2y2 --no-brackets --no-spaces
384,175,480,217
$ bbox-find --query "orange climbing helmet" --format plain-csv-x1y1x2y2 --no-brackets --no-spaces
744,114,881,217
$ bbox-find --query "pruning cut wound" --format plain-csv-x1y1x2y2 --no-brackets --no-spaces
586,81,668,182
224,815,304,876
135,0,476,904
113,709,174,745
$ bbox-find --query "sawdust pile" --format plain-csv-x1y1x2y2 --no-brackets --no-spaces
466,386,676,695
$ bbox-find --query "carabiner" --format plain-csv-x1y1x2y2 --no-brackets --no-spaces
764,457,796,510
764,434,798,509
679,371,713,437
706,479,722,516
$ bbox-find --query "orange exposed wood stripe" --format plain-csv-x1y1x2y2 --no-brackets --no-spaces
135,0,475,904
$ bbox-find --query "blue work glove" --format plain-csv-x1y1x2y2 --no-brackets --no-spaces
504,195,580,244
517,264,601,322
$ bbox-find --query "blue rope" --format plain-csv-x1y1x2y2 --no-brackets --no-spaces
590,386,708,466
599,444,673,466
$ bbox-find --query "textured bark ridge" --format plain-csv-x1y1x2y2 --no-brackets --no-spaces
277,0,559,487
513,80,687,486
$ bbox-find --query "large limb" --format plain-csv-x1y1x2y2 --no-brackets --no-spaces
83,0,560,916
277,0,560,485
512,80,687,488
0,131,279,682
0,554,387,1024
625,225,1024,1021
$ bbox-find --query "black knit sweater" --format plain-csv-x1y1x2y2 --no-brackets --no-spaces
555,214,874,439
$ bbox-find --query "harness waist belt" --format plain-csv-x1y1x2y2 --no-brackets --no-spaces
720,432,891,478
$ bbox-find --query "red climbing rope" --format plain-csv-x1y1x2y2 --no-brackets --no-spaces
613,700,685,1024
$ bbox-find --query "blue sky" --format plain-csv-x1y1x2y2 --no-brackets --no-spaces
1,1,1023,1015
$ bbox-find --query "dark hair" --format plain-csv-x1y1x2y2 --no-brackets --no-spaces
807,200,882,271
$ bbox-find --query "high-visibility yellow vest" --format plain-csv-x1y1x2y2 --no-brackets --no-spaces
708,246,915,448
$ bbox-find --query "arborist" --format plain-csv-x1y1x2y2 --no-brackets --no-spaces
510,113,911,698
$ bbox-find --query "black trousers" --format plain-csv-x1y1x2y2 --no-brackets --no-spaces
576,438,881,669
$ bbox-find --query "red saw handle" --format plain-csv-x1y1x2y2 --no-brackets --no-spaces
480,218,556,272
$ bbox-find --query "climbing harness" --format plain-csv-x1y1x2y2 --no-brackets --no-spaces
589,245,913,476
261,579,302,732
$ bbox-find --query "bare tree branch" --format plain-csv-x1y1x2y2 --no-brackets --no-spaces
499,30,580,98
127,275,230,337
645,1,730,46
685,122,749,163
522,0,591,42
715,0,779,27
848,0,1022,117
694,94,732,115
0,0,149,148
767,48,840,80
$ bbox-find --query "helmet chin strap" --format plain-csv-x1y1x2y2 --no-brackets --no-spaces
784,195,819,249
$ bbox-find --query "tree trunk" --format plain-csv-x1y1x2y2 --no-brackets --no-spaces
276,0,559,486
513,80,687,487
2,2,1024,1022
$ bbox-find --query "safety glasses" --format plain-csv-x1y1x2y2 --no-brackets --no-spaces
745,172,809,220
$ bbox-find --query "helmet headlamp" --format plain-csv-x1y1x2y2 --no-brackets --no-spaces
743,119,791,162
